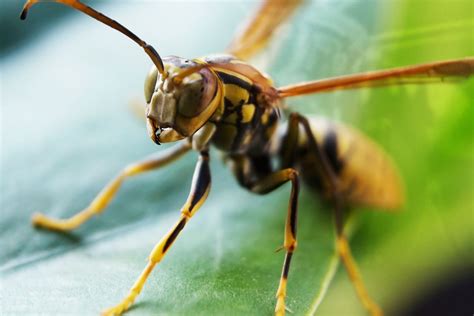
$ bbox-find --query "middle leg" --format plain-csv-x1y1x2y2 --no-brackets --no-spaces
251,169,299,316
229,155,300,316
253,169,299,316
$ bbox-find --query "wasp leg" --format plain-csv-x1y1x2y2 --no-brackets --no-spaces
281,113,340,191
32,141,191,232
291,113,383,316
101,150,211,316
333,199,382,316
237,165,299,316
227,0,303,60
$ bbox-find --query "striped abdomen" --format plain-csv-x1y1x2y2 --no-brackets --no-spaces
293,117,404,210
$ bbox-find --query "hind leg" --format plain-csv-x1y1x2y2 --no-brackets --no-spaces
286,112,383,316
332,199,383,316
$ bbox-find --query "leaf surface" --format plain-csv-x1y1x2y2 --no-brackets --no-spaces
1,1,472,315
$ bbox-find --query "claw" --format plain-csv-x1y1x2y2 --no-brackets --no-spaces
101,302,129,316
31,212,68,231
31,212,47,227
275,297,286,316
102,291,138,316
31,211,77,232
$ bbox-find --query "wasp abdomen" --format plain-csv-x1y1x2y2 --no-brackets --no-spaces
294,117,404,210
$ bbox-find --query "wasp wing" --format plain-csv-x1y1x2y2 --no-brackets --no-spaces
278,58,474,97
227,0,303,60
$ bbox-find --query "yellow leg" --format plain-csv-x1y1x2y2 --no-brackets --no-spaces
336,235,383,316
32,142,191,232
102,151,211,316
248,168,300,316
333,199,383,316
290,113,383,316
275,252,293,316
273,170,299,316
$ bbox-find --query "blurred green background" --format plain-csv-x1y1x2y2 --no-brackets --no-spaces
1,0,473,315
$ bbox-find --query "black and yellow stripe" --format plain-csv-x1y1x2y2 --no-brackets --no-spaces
209,65,280,155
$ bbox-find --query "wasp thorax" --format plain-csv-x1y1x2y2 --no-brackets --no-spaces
144,58,220,145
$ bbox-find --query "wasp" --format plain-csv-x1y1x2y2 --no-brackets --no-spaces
20,1,474,315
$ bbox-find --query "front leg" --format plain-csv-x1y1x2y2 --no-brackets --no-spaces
32,141,191,232
102,150,211,316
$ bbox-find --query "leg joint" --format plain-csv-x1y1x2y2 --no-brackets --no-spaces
286,168,299,180
123,163,142,177
289,112,301,122
181,211,192,220
337,237,349,256
284,240,297,252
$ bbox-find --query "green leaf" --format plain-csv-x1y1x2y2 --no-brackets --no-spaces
1,1,472,315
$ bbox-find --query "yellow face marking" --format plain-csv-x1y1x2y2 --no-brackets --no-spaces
261,112,269,125
224,83,250,107
241,104,255,123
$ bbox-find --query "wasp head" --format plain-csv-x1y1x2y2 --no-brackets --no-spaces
144,56,222,145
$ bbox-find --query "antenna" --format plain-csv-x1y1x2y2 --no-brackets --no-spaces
20,0,167,77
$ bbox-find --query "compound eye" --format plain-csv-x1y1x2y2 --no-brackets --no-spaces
144,66,158,104
178,79,205,117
